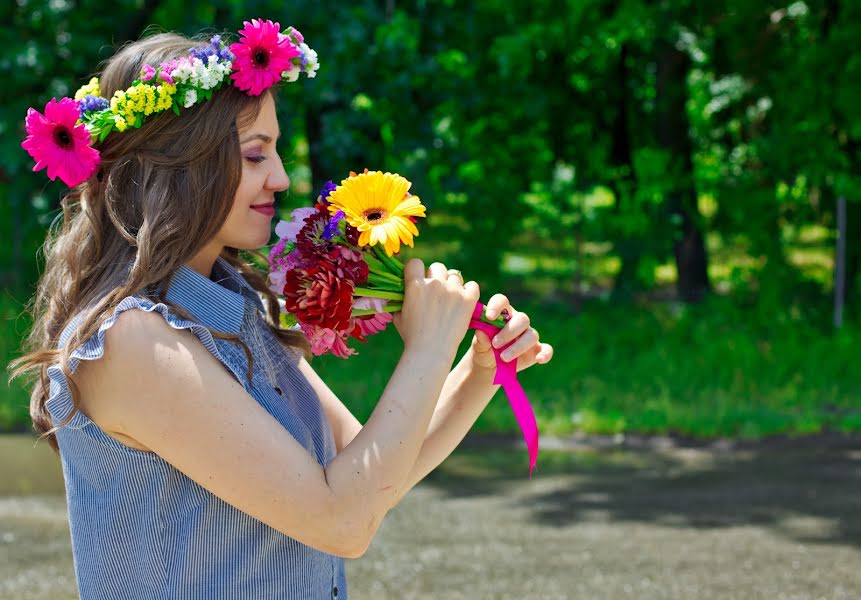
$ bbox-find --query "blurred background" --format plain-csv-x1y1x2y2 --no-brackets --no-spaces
2,1,861,598
3,0,861,439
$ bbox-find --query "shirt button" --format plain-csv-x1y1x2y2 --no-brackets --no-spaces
274,386,283,395
332,586,338,598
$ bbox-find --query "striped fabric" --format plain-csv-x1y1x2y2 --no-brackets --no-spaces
45,257,347,599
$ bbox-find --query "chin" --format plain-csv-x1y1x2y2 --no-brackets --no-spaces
231,232,272,251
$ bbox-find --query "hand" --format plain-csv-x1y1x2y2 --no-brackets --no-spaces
392,260,481,359
470,294,553,373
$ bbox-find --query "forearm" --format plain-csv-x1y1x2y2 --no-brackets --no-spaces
391,347,499,505
324,346,455,525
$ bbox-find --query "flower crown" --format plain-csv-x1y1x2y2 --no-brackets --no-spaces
21,19,318,187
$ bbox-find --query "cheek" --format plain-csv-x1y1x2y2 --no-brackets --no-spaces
234,173,259,208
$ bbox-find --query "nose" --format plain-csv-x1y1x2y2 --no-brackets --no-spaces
267,158,291,193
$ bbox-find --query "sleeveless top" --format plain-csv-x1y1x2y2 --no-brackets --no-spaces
45,257,347,600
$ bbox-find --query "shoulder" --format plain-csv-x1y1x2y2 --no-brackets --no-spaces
69,299,232,440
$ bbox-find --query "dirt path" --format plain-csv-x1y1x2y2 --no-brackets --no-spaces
2,434,860,599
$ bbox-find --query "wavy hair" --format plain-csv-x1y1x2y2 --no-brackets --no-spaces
8,32,309,451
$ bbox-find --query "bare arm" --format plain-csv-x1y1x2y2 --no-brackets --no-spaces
309,294,554,507
75,260,478,559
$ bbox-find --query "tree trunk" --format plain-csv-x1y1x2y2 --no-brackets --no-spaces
655,42,710,302
834,196,846,328
609,44,642,300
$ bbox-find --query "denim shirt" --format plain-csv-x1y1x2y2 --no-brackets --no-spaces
46,257,346,600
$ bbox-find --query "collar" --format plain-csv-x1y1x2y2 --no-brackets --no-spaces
164,256,265,334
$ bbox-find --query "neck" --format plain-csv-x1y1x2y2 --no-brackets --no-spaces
186,243,223,279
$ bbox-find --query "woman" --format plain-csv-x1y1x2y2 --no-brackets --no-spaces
10,23,553,599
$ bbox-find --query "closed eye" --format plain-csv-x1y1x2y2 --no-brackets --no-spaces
245,155,266,164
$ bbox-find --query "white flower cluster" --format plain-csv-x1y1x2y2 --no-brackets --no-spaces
183,89,198,108
281,43,320,82
299,43,320,78
171,55,233,107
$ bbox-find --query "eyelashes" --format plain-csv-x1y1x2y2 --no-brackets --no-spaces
244,155,266,164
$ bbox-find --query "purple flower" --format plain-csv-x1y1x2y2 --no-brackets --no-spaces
268,237,287,266
323,210,345,240
189,35,235,63
140,64,156,82
319,180,337,204
189,43,215,62
77,95,110,118
219,47,234,61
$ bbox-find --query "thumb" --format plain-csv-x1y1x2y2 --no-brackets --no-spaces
472,329,493,353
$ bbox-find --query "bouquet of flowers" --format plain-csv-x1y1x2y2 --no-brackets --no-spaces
268,169,538,474
267,169,506,358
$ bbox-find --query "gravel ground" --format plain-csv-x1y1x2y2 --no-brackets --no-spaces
2,434,861,599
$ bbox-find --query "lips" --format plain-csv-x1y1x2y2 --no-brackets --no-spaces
251,202,275,217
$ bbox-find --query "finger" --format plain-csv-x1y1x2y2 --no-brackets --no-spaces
472,329,492,352
535,342,553,364
404,258,425,284
463,280,480,302
446,268,464,284
427,262,448,281
484,293,510,320
492,311,531,349
500,327,539,363
515,343,541,372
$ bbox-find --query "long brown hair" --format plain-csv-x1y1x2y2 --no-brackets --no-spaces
8,32,309,451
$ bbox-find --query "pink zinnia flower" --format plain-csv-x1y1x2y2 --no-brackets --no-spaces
230,19,301,96
21,97,100,187
301,323,356,358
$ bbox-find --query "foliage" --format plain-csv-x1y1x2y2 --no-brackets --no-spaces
2,1,861,438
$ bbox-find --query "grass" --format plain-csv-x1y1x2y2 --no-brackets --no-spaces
7,290,860,440
310,294,861,440
2,214,857,440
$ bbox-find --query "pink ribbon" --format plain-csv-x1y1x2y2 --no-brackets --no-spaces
469,302,539,476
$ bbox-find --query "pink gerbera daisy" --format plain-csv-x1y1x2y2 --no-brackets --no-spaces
230,19,301,96
21,97,100,187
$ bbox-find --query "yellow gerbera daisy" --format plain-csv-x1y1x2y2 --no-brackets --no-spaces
327,170,427,256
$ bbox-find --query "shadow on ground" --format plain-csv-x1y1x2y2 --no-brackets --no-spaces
425,434,861,550
3,433,861,599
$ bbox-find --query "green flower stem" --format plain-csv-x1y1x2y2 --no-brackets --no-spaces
351,303,402,317
372,245,405,274
477,310,507,328
364,254,394,277
353,287,405,301
366,268,403,285
367,274,404,290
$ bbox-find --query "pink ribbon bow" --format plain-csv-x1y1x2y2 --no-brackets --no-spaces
469,302,539,476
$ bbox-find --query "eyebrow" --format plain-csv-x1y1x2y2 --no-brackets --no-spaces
239,132,282,144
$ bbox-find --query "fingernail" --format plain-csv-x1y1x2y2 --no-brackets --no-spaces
492,336,501,348
486,312,496,319
501,351,512,362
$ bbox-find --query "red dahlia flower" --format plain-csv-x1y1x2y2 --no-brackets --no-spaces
282,265,355,331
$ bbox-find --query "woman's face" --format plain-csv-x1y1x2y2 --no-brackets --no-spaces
216,93,290,251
